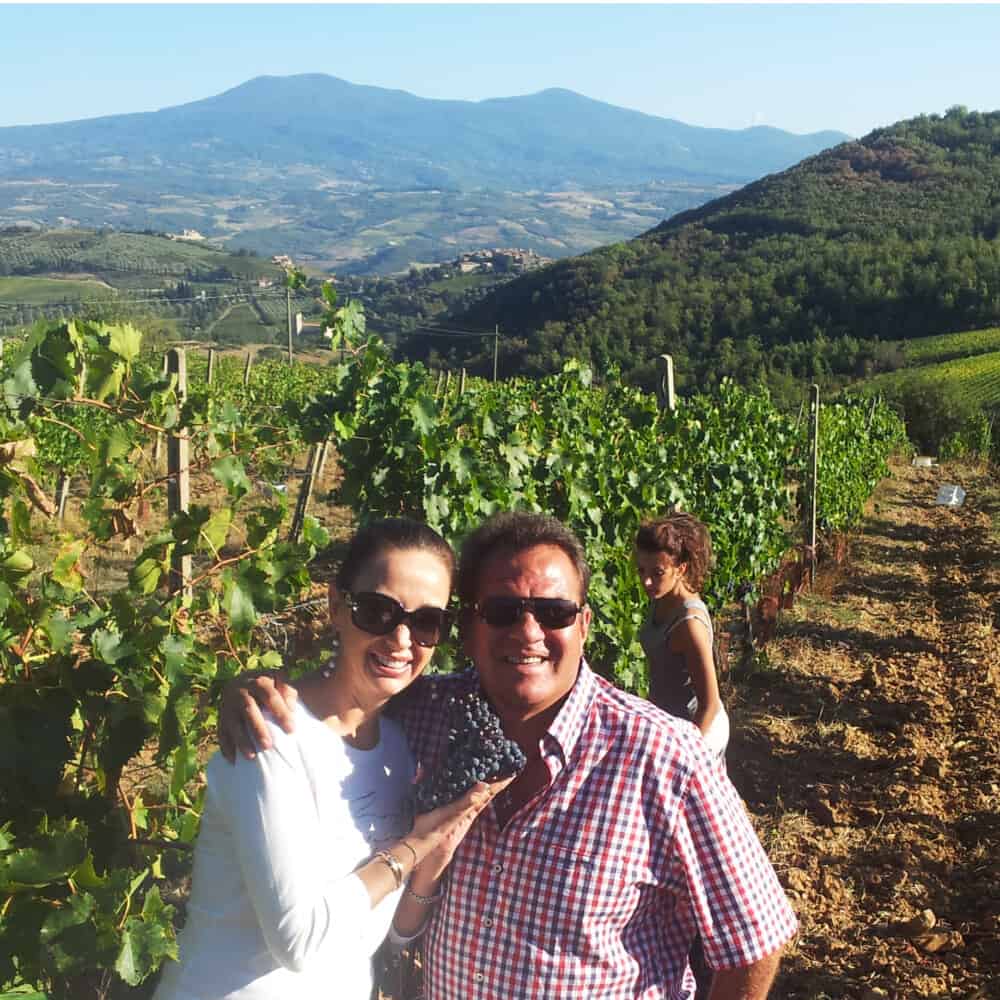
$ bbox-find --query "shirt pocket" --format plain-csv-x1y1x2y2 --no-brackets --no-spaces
523,840,642,962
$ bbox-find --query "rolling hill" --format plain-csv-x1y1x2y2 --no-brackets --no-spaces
0,228,300,347
426,107,1000,392
0,74,846,271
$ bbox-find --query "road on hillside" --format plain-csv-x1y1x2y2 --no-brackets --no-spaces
729,459,999,999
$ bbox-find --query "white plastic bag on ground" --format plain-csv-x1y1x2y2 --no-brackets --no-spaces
935,484,966,507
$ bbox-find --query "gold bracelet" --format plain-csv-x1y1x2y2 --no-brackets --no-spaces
374,849,404,890
397,838,419,868
404,883,442,905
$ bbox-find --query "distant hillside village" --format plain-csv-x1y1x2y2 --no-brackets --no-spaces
453,247,550,274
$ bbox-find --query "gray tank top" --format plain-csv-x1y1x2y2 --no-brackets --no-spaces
638,598,713,720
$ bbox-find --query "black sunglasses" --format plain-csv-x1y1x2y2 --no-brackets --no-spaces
344,591,453,648
473,596,583,630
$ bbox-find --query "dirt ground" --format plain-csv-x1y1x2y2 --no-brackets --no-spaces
727,458,1000,999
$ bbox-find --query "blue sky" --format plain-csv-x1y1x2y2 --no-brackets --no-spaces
1,4,998,136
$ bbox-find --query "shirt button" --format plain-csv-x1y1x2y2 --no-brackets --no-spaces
482,917,494,928
492,863,503,874
474,972,485,983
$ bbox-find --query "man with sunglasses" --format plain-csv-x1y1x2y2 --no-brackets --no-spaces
222,512,796,999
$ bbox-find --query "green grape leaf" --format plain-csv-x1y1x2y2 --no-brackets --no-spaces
3,359,39,413
211,456,251,501
97,425,132,464
169,736,199,800
51,540,86,592
130,557,163,595
115,887,177,986
408,395,437,436
92,628,129,665
200,508,233,553
85,354,125,403
42,611,75,654
39,890,95,943
222,573,257,633
108,323,143,362
1,548,33,576
444,445,475,484
160,635,192,685
301,516,330,549
0,823,88,889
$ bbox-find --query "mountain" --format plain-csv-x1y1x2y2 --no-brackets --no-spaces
0,74,846,271
423,107,1000,396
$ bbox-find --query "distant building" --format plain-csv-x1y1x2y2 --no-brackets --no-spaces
169,229,206,242
454,247,550,275
257,277,274,289
295,312,333,339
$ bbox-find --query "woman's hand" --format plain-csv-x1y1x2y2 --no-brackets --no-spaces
391,776,514,938
218,670,299,762
408,776,514,879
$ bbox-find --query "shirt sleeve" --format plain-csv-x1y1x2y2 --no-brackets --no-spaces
207,727,392,974
669,754,799,970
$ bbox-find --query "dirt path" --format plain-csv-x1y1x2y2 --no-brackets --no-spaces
728,459,1000,999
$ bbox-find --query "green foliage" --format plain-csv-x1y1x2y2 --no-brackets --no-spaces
325,349,902,687
901,326,1000,366
0,316,903,995
432,109,1000,395
878,377,991,456
813,398,907,533
864,347,1000,413
0,320,330,998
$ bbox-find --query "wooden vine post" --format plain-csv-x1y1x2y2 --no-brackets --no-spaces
243,351,254,388
166,348,191,597
315,436,332,482
866,394,879,430
152,352,169,468
55,474,71,522
289,442,323,543
808,383,820,587
286,282,294,365
206,347,216,386
657,354,676,412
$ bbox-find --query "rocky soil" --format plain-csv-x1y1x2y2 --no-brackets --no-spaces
729,459,1000,999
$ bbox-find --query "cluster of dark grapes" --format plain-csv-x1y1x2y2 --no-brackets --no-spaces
413,691,527,813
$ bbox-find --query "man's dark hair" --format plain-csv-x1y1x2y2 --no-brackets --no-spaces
457,512,591,605
316,518,455,592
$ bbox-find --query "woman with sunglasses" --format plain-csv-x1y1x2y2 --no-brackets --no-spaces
155,518,509,1000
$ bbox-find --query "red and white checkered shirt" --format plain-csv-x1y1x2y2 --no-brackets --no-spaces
393,661,798,1000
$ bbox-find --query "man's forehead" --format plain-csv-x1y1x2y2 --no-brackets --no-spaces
477,543,582,589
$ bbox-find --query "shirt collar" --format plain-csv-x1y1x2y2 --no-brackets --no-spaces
463,659,597,762
541,658,597,762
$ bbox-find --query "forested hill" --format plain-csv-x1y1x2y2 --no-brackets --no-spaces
428,108,1000,394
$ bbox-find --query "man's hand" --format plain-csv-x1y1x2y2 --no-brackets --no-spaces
707,948,782,1000
218,671,298,763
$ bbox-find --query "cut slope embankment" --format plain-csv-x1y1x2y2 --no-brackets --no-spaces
729,458,1000,999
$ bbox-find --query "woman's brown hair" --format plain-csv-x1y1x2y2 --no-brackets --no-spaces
635,512,712,592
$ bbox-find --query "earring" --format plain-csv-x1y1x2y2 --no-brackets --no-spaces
320,628,341,679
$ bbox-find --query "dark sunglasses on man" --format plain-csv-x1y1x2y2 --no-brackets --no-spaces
472,596,584,630
343,591,453,648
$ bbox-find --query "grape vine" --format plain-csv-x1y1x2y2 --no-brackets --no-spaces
0,317,904,998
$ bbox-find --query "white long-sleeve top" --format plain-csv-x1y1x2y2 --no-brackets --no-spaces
154,701,415,1000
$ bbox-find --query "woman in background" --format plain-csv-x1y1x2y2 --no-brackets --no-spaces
155,518,507,1000
635,512,729,757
